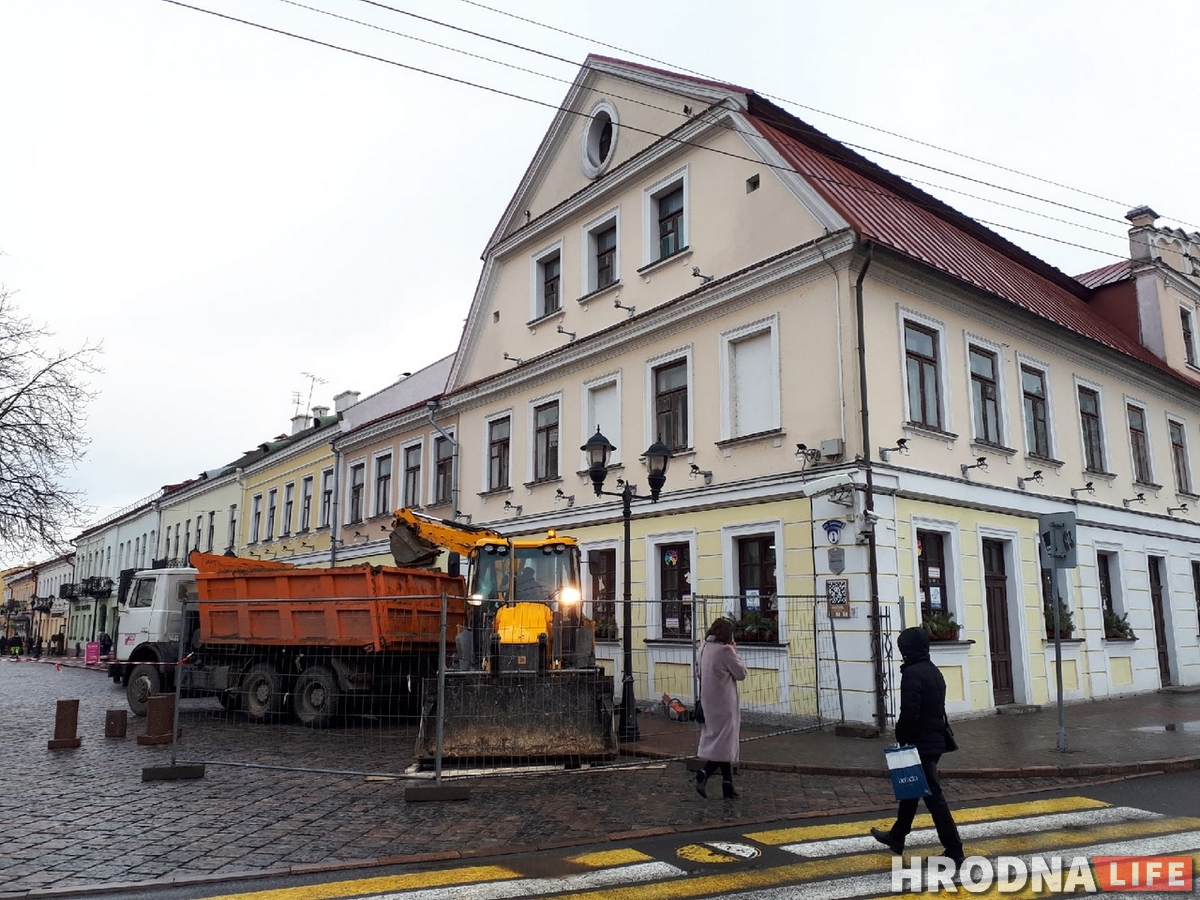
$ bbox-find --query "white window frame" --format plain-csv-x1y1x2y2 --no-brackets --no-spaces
1093,542,1127,618
719,315,780,441
909,517,963,624
429,430,456,507
346,458,367,524
372,450,394,518
644,346,694,453
527,392,563,484
580,207,620,296
579,537,620,622
299,476,314,532
581,372,622,469
250,494,262,544
1074,376,1110,474
580,98,619,179
641,166,689,267
401,439,424,508
643,529,698,641
319,468,334,528
1181,304,1198,368
1124,395,1155,486
482,410,514,493
281,482,295,536
1166,414,1193,495
964,333,1009,447
1016,354,1057,460
721,520,786,636
897,308,952,434
529,239,564,322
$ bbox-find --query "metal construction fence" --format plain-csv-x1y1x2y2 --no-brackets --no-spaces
139,593,845,784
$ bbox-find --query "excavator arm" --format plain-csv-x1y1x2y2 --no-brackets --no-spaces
389,508,506,566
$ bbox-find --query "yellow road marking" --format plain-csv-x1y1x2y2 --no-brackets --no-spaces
203,864,521,900
748,796,1109,845
569,848,654,867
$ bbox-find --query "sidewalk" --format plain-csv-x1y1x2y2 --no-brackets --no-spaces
631,688,1200,779
3,654,1199,898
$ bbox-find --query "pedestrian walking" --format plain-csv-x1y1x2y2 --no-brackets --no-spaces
693,617,747,799
871,626,965,868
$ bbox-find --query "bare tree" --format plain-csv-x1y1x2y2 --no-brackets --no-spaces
0,287,101,562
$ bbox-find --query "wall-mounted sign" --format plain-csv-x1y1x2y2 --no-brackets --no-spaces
822,520,847,544
826,578,850,618
828,547,845,574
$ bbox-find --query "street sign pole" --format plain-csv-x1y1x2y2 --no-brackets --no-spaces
1038,512,1076,754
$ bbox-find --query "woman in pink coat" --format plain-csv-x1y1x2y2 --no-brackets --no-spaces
694,617,747,799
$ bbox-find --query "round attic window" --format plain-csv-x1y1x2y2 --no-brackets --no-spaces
581,101,618,179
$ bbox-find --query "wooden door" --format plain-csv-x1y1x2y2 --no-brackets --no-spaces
1148,556,1172,686
982,539,1015,705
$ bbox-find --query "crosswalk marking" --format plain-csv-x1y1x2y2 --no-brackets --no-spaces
205,797,1200,900
747,796,1109,846
783,805,1162,857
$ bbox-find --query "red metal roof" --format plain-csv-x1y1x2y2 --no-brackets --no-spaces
745,112,1182,378
1076,260,1133,289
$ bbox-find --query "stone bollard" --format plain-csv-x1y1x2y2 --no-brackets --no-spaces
137,694,179,746
47,699,83,750
105,709,128,739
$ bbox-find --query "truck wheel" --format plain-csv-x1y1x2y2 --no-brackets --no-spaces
293,665,339,728
241,662,283,721
126,663,161,717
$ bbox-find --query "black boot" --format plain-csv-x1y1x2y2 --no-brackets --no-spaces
694,770,709,798
722,780,739,799
870,827,904,855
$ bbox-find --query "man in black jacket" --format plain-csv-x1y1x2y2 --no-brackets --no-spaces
871,626,964,867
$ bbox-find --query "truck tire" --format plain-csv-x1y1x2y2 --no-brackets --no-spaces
241,662,284,721
126,663,161,717
217,689,242,712
293,665,339,728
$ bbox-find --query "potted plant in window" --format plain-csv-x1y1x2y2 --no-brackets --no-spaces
732,611,779,643
1043,598,1075,639
1103,609,1136,640
921,610,960,641
593,616,618,642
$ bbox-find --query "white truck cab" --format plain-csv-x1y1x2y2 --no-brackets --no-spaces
111,567,197,713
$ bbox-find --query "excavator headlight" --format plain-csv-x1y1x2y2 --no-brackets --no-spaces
468,594,484,606
560,587,581,604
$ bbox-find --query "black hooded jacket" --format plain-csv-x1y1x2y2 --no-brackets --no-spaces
894,627,949,754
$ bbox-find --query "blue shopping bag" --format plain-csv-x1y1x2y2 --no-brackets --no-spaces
885,744,930,800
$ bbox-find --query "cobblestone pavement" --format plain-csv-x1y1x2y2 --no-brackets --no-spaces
2,657,1197,898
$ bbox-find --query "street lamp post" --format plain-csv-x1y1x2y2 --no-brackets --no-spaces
582,428,670,743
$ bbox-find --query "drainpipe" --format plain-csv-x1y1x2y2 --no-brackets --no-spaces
330,443,342,568
427,400,459,521
855,243,887,735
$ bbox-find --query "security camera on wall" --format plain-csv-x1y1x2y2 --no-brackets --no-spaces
799,473,855,499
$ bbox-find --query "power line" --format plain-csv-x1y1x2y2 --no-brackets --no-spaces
161,0,1133,264
449,0,1166,223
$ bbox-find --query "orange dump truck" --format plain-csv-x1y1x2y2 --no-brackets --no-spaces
111,551,465,727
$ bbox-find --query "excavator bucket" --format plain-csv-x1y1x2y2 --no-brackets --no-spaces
415,669,617,762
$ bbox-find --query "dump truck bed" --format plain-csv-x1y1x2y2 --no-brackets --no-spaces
189,551,465,651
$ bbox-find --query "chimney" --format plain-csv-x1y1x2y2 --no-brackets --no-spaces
310,405,330,423
332,391,360,413
1126,205,1159,262
290,413,309,435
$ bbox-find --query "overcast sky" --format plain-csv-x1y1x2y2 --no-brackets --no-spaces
3,0,1199,559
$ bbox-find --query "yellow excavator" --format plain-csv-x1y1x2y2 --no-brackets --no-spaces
391,508,616,761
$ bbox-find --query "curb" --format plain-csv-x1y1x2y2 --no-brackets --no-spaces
627,748,1200,780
